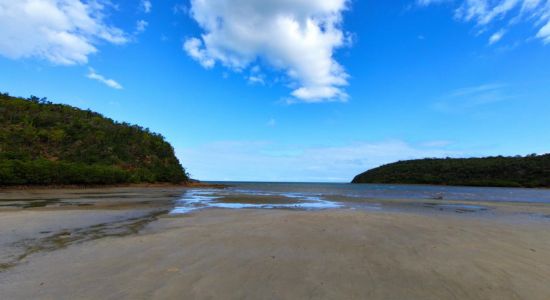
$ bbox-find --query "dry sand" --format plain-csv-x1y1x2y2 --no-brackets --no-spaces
1,188,550,299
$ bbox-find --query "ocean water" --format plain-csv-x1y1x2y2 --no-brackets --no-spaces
170,182,550,215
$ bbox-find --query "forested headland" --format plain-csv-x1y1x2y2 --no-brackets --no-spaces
0,93,189,186
352,155,550,188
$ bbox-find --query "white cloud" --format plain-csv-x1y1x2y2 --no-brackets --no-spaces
184,0,351,103
86,68,123,89
420,0,550,45
489,29,506,44
178,140,464,182
140,0,151,13
135,19,148,34
0,0,127,65
183,38,215,68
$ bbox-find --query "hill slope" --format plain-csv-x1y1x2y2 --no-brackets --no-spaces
0,93,189,185
352,155,550,188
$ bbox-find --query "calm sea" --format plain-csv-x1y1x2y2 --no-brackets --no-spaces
211,182,550,203
170,182,550,214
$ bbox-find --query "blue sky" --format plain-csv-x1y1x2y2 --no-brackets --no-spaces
1,0,550,182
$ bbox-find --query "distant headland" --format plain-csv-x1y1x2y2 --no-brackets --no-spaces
352,154,550,188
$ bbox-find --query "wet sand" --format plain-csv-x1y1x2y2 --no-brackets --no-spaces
1,188,550,299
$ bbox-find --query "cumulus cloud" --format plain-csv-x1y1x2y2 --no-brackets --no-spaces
420,0,550,45
0,0,127,65
184,0,351,103
86,68,123,89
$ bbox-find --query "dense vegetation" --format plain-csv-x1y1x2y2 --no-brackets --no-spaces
0,93,189,186
352,155,550,188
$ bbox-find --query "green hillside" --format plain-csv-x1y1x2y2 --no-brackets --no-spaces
0,93,189,186
352,155,550,188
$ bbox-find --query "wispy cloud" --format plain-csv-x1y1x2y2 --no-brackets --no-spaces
183,0,351,103
433,83,511,112
489,29,506,45
173,3,187,15
421,140,454,147
416,0,450,7
447,83,505,98
418,0,550,45
178,140,465,182
247,66,266,85
86,68,123,90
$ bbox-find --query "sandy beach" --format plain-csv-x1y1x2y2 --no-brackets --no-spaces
1,187,550,299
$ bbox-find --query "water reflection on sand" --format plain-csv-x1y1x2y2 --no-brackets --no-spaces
170,182,550,219
171,189,342,214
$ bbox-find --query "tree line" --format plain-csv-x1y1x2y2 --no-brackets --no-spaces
0,93,189,185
